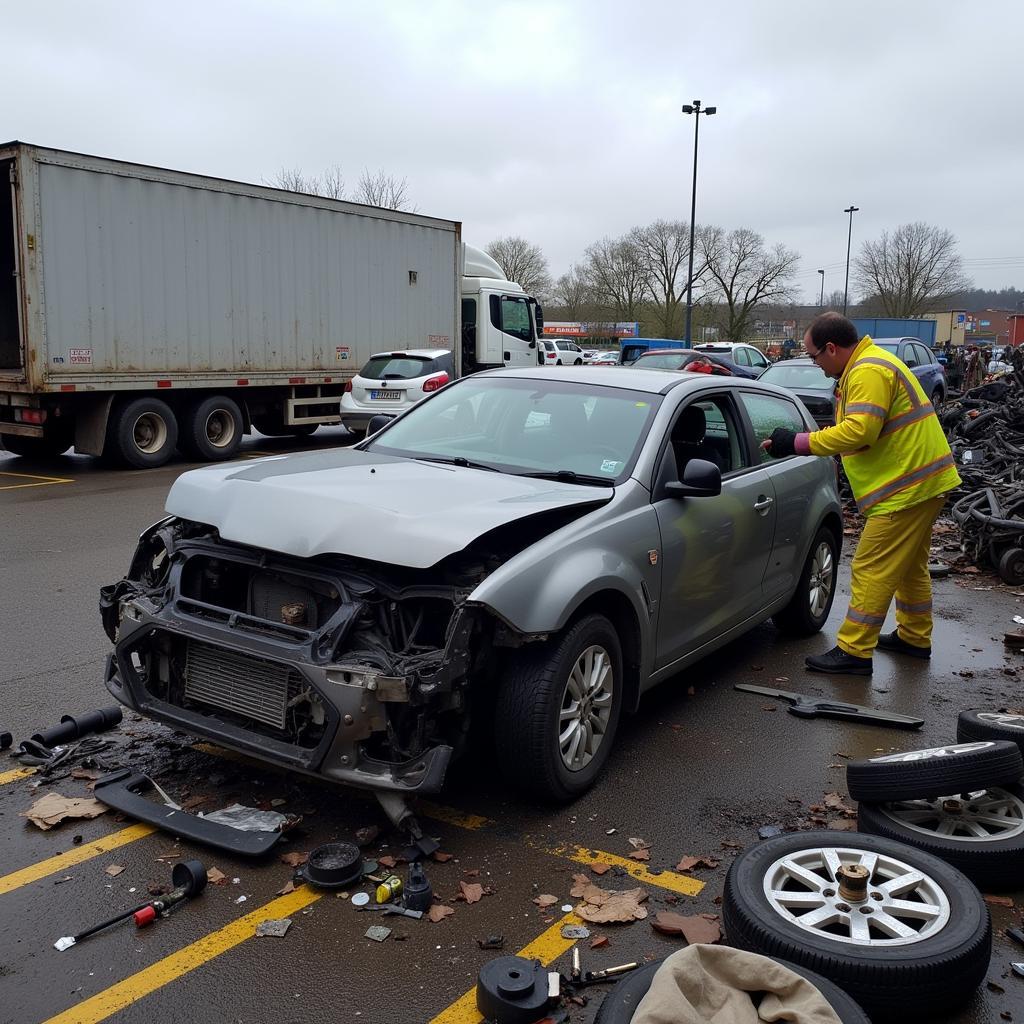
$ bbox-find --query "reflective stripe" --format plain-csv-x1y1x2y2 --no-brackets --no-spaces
856,357,922,408
856,452,957,513
845,605,887,626
846,402,887,419
896,598,933,614
879,402,936,438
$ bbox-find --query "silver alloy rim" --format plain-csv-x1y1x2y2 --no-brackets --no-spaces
808,541,834,618
205,409,237,449
132,412,168,454
558,644,613,772
879,787,1024,843
976,712,1024,732
870,741,993,764
763,846,951,947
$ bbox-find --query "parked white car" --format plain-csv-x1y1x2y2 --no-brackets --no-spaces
694,342,771,375
539,339,586,366
588,351,621,365
340,349,454,436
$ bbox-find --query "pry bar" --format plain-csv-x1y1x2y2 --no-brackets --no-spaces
734,684,924,730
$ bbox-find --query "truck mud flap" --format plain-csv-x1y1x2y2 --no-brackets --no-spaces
93,769,283,857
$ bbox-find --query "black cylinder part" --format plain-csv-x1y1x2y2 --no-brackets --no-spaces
404,861,433,912
171,860,208,897
32,706,123,747
476,956,550,1024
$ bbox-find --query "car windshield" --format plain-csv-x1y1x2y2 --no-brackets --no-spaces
874,342,899,355
360,354,434,379
760,363,833,390
633,352,691,370
364,376,661,484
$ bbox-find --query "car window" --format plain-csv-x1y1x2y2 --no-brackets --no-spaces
665,395,744,478
759,363,833,390
360,355,433,380
737,392,807,464
874,342,899,355
749,349,769,369
914,344,934,366
901,344,920,367
490,295,533,343
733,348,750,366
633,352,689,370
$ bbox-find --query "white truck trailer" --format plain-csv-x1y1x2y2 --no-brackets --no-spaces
0,142,543,467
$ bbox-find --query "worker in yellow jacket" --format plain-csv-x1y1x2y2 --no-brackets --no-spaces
764,313,961,676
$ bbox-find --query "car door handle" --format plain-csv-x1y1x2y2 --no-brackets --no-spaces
753,496,774,513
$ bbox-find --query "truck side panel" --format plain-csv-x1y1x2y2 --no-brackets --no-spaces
35,160,457,379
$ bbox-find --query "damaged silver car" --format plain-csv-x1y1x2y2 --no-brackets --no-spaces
101,367,842,825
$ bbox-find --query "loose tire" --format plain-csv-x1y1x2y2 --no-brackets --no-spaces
772,526,839,636
107,397,178,469
857,785,1024,892
495,613,622,801
957,710,1024,758
2,426,73,458
180,395,244,461
722,831,991,1021
593,956,871,1024
997,547,1024,586
846,741,1024,803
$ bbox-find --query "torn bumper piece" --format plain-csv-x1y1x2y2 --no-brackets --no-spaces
93,770,283,857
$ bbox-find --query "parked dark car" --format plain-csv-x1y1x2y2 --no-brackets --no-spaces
872,338,947,404
631,349,752,377
757,357,837,427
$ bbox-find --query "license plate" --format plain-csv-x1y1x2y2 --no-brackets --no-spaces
369,390,400,400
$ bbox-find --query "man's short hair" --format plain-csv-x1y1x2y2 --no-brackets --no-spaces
806,312,859,350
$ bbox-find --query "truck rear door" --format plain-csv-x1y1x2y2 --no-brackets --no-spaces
0,159,23,371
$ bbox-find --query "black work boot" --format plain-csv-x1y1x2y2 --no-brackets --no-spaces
805,645,873,676
876,630,931,660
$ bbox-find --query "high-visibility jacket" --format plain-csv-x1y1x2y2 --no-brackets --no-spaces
807,335,961,516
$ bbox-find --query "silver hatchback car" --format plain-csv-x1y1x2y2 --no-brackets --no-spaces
102,368,841,817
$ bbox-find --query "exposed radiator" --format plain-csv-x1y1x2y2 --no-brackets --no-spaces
184,639,302,730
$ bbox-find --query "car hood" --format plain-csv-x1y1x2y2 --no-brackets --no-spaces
165,448,613,568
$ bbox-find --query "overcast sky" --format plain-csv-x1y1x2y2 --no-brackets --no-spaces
4,1,1022,303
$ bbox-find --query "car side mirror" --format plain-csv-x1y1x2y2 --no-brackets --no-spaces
664,458,722,498
366,414,395,436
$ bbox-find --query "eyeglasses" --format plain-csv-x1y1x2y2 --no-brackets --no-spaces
806,344,830,363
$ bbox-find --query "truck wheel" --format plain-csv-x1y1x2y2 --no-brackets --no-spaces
180,395,243,461
772,526,838,636
722,830,991,1021
2,425,73,458
108,397,178,469
495,613,622,802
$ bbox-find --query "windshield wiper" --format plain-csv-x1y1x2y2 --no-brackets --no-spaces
415,456,498,472
514,469,615,487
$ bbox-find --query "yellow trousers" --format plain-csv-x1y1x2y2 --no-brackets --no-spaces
837,495,947,659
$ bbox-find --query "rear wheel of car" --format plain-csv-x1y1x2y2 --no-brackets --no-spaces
106,397,178,469
722,831,991,1021
180,395,244,461
495,613,622,802
573,358,583,365
772,526,839,636
2,424,74,458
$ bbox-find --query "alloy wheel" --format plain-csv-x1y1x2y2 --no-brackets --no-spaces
808,540,835,618
877,787,1024,843
558,644,614,772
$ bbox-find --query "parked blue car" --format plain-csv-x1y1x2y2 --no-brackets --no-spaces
871,338,947,404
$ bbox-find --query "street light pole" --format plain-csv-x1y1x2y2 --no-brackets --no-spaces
843,205,859,317
682,99,716,347
817,269,825,308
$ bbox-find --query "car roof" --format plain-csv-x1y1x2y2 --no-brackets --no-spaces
872,337,931,346
764,356,815,367
366,348,451,358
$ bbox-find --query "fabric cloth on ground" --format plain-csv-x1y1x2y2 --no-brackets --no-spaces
632,945,841,1024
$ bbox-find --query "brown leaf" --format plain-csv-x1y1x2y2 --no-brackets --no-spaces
822,792,845,809
278,851,308,868
590,862,612,876
651,911,721,944
463,869,480,878
105,864,125,877
275,880,296,896
432,851,453,863
428,904,455,923
459,881,484,904
569,873,592,898
574,886,648,924
70,767,100,781
377,855,397,869
984,894,1015,907
675,856,719,872
208,867,228,885
533,894,559,908
628,848,650,862
590,935,610,949
827,819,857,831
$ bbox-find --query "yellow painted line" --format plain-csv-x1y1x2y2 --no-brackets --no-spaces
535,842,706,897
0,765,36,786
417,801,492,831
0,470,74,490
0,824,156,896
429,912,578,1024
42,886,322,1024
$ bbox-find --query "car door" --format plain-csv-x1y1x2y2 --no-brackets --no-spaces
747,347,771,376
652,391,777,669
735,390,823,601
914,344,941,397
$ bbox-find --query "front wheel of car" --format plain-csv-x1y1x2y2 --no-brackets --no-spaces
495,613,623,802
772,526,839,636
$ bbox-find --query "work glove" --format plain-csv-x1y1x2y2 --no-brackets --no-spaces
764,427,797,458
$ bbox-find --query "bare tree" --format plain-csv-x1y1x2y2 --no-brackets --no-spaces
700,227,800,342
630,220,698,338
266,164,346,199
583,235,648,322
551,264,593,319
854,222,969,317
352,170,414,211
485,236,552,297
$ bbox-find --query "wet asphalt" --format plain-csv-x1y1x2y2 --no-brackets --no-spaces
1,432,1023,1024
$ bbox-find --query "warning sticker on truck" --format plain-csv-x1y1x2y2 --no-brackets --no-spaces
336,346,351,361
428,335,450,345
69,348,93,364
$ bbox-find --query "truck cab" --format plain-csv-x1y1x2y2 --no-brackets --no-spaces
461,245,542,373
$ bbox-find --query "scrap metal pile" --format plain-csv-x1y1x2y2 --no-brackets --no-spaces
939,348,1024,585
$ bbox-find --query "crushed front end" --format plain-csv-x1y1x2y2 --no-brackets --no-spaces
100,517,487,797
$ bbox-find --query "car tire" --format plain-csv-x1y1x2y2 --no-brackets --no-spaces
107,397,178,469
930,387,944,408
997,547,1024,586
772,526,839,636
495,613,622,802
957,710,1024,757
180,395,244,461
857,785,1024,892
2,424,73,458
846,741,1024,803
593,956,870,1024
574,358,583,365
722,830,991,1022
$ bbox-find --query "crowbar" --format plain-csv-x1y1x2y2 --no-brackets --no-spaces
734,684,924,730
